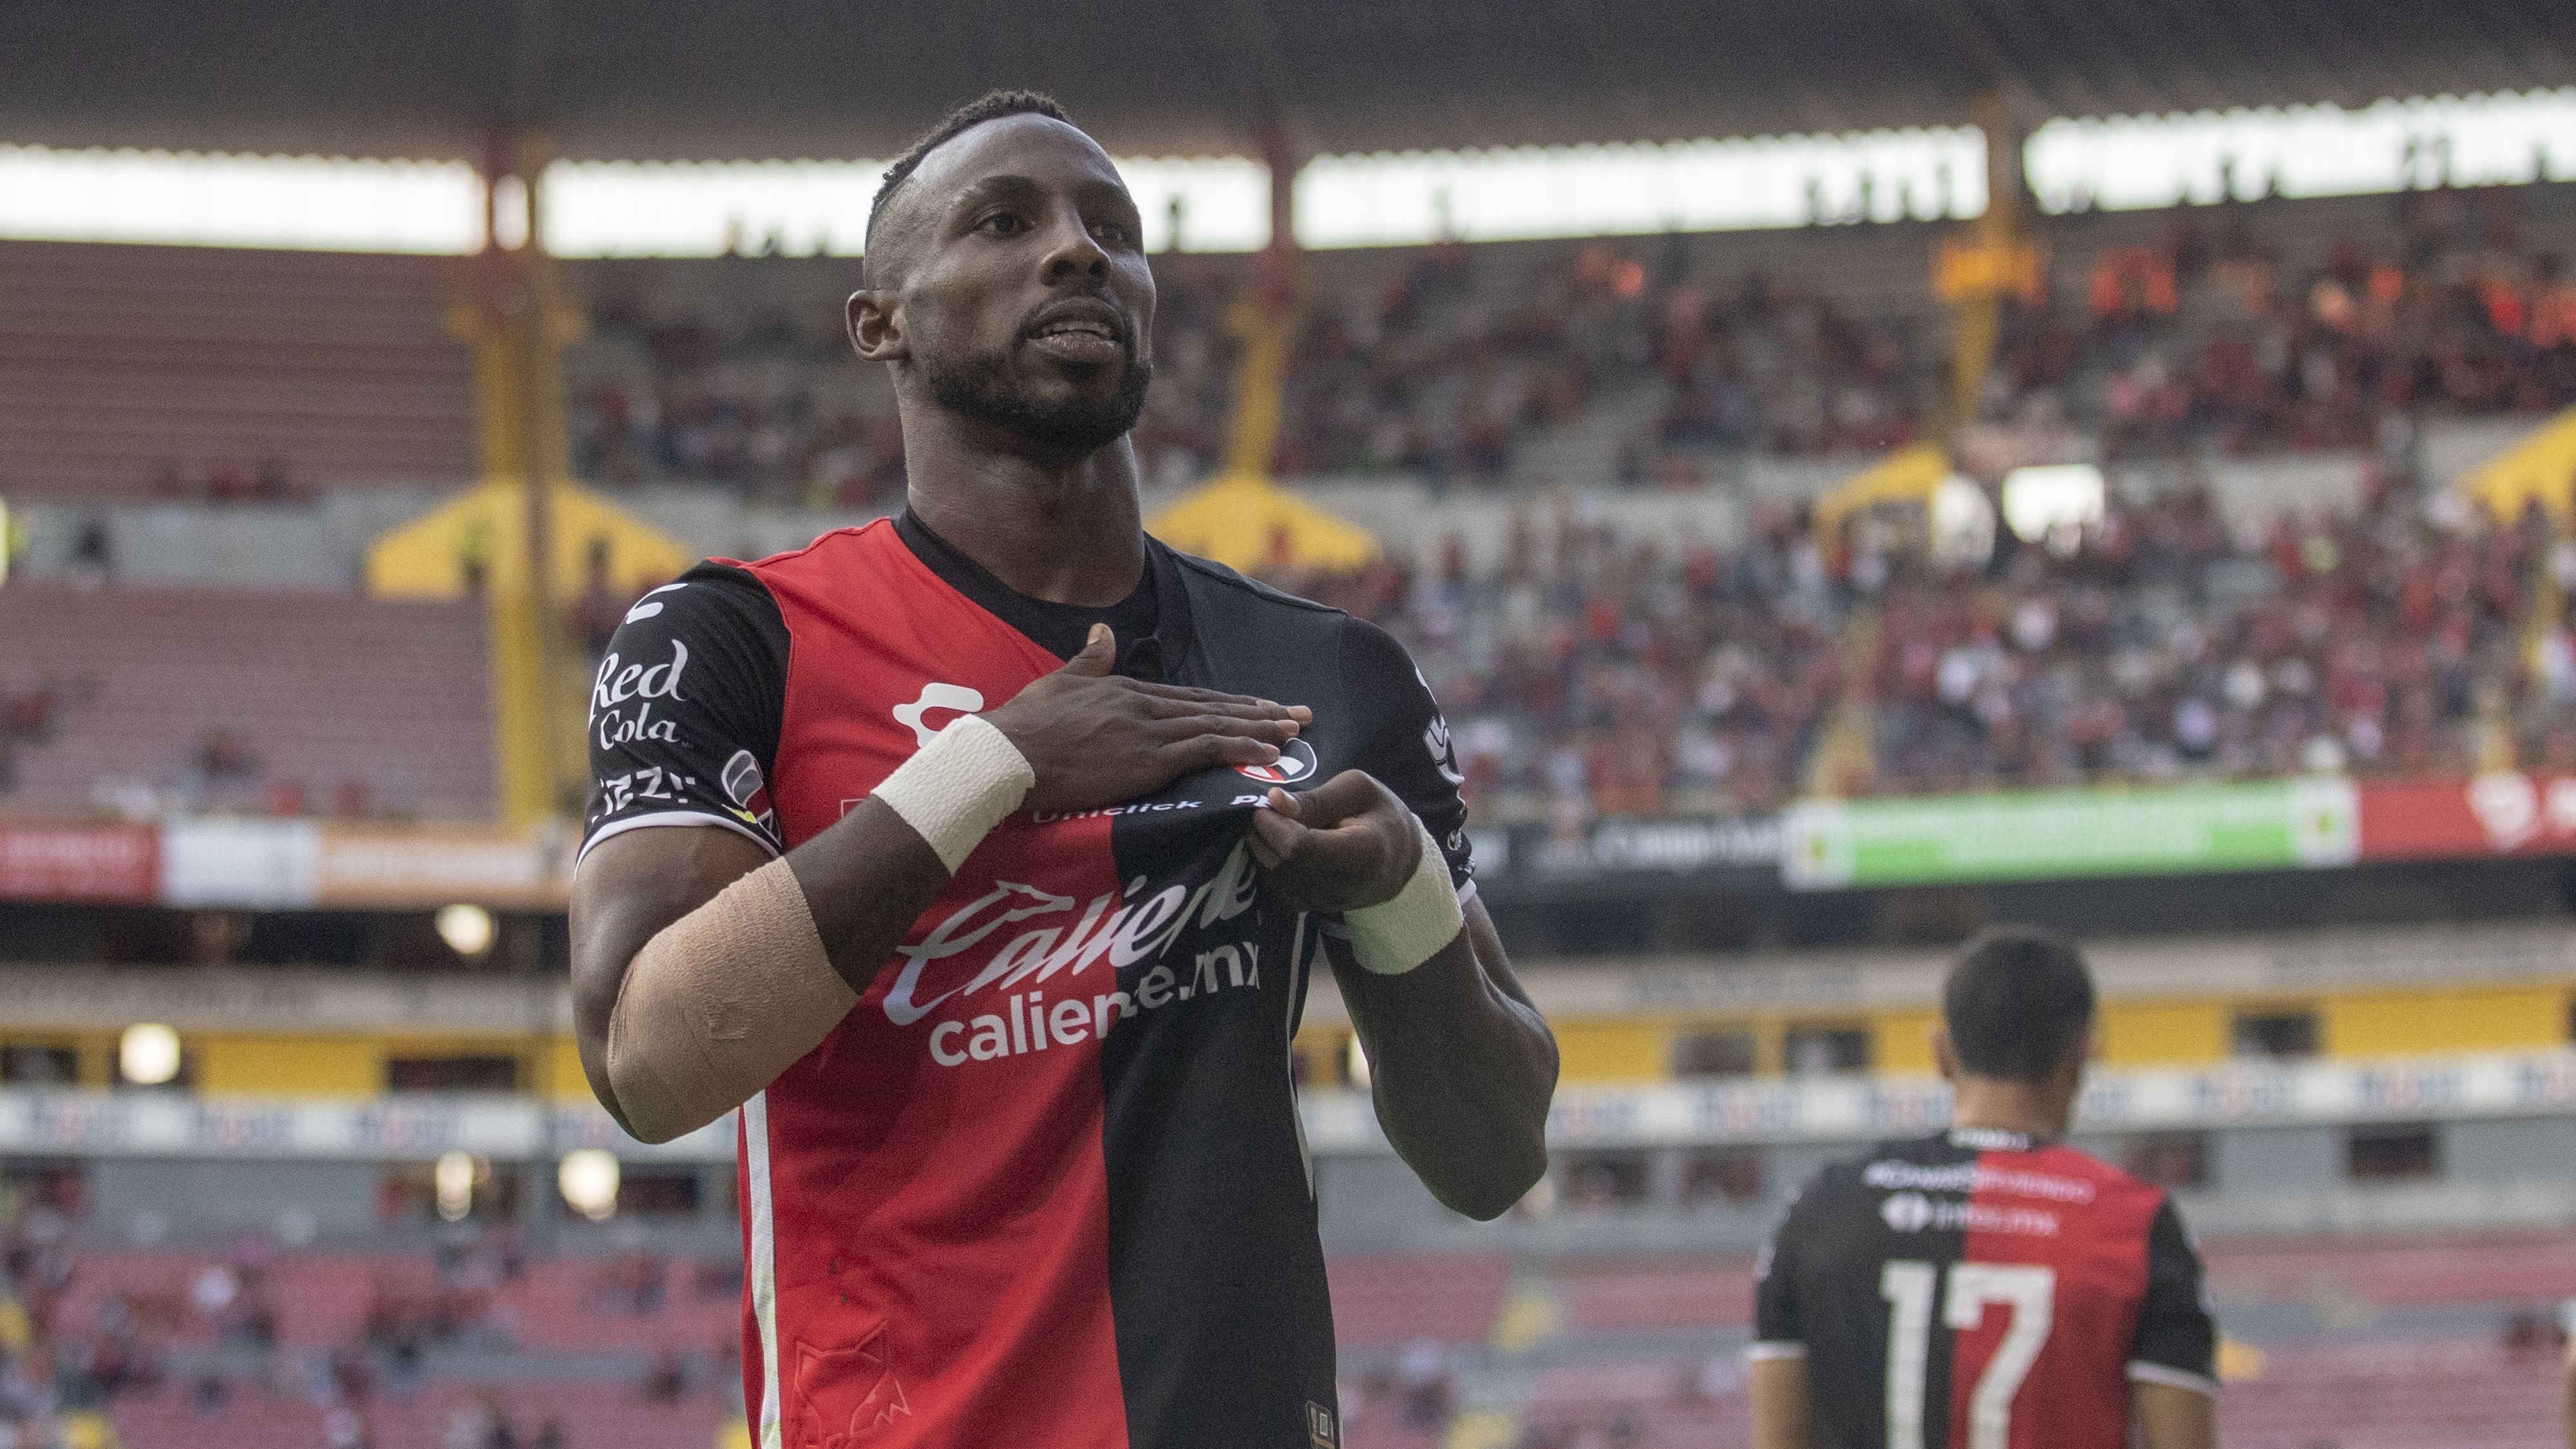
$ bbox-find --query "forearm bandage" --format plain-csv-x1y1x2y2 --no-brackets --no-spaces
605,857,852,1144
871,714,1036,873
1343,820,1466,975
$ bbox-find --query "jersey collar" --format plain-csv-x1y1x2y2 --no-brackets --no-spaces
891,508,1198,684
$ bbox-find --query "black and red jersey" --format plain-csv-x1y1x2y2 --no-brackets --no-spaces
1752,1128,2216,1449
580,513,1473,1449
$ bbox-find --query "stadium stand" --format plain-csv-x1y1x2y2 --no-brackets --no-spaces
1363,474,2571,815
0,584,492,819
561,187,2576,506
107,1379,725,1449
1324,1253,1513,1348
0,241,477,502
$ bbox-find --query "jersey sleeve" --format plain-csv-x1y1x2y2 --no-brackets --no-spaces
1337,616,1475,895
1748,1194,1808,1358
2126,1198,2219,1396
579,562,791,864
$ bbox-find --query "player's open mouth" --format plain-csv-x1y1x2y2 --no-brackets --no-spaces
1025,303,1124,364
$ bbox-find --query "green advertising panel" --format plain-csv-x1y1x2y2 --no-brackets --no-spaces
1781,779,2358,889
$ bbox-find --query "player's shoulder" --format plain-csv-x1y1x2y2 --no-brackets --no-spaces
2016,1141,2174,1224
722,515,901,585
1160,542,1393,677
2028,1141,2161,1195
1164,543,1349,621
606,559,782,643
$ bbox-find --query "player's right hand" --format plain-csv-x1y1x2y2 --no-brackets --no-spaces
986,624,1311,813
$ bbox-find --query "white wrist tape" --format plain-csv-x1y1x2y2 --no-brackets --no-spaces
1342,820,1465,975
871,713,1036,873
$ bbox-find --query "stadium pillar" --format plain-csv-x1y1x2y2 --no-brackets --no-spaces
453,133,591,827
1217,122,1305,483
1933,94,2043,438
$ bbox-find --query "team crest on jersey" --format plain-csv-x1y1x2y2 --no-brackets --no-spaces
1233,736,1318,784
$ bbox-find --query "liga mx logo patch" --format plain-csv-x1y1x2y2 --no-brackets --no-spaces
721,748,776,835
1233,736,1318,785
1306,1401,1337,1448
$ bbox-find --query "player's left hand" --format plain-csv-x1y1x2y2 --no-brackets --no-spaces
1247,770,1422,914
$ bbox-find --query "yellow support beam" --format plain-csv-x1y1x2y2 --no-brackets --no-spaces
435,135,598,826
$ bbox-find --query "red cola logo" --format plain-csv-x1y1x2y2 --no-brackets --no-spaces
880,842,1260,1028
591,639,688,749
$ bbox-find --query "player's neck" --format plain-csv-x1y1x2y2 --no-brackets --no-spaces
900,414,1147,607
1947,1077,2072,1143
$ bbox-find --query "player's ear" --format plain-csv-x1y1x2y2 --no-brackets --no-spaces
848,289,906,363
1929,1025,1958,1083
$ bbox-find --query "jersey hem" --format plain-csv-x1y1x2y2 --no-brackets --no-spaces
2126,1361,2219,1397
1744,1341,1808,1361
577,810,783,869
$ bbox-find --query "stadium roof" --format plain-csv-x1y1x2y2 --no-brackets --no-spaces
14,0,2574,164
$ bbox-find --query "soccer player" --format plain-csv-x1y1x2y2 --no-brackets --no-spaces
1748,927,2217,1449
567,91,1558,1449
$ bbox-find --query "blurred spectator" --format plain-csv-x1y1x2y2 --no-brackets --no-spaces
570,537,643,665
66,518,111,588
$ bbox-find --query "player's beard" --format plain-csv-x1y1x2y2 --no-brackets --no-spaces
924,342,1152,459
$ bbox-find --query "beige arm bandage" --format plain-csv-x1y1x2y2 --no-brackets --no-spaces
605,857,853,1144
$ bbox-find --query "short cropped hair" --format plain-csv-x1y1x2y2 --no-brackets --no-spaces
867,90,1075,250
1941,926,2096,1083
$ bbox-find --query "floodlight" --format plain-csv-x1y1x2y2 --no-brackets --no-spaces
434,1150,475,1222
435,904,496,957
118,1023,182,1086
559,1149,621,1222
2000,464,2107,543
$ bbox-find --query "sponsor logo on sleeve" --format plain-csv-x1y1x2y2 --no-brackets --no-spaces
591,639,689,748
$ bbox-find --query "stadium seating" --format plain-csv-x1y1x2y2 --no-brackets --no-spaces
1377,477,2568,817
0,240,475,502
2216,1339,2564,1449
1325,1251,1513,1347
1550,1257,1750,1334
2203,1232,2576,1311
562,188,2576,508
0,584,491,819
108,1378,726,1449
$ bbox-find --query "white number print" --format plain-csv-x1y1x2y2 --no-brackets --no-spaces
1880,1260,2056,1449
1880,1261,1937,1449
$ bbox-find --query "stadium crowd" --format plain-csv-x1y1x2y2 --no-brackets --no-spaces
567,186,2576,502
1342,473,2574,822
